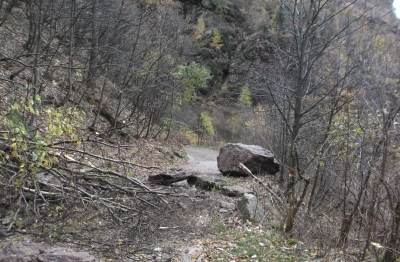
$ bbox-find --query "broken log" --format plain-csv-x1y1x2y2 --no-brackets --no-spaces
187,174,226,190
148,169,191,185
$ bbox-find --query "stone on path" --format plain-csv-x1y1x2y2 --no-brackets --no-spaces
221,185,253,197
237,193,266,223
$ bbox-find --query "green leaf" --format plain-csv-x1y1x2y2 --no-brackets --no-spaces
11,103,20,110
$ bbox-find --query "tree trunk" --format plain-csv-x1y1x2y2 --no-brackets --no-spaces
29,0,42,126
87,0,99,92
24,0,36,51
382,201,400,262
338,213,353,249
90,77,107,130
285,179,310,235
62,0,76,105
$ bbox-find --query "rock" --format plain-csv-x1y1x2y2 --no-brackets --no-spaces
219,201,236,210
153,247,163,252
221,185,253,197
179,202,188,209
217,143,280,176
187,174,226,190
0,228,12,238
36,172,62,187
2,214,12,225
206,0,245,25
237,193,265,223
0,241,46,262
0,241,101,262
38,251,99,262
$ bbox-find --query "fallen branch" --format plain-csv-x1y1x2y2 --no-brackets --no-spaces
51,146,159,169
148,169,191,185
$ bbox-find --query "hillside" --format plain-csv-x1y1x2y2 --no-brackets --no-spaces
1,0,400,261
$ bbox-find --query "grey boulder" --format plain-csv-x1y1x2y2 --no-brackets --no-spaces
237,193,266,223
217,143,280,176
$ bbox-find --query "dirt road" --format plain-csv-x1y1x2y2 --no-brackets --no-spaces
181,146,220,174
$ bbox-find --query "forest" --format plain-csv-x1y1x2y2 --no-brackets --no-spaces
0,0,400,261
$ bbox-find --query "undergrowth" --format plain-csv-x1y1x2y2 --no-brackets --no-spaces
205,222,314,262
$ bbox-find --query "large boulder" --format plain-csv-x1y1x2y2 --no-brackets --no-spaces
217,143,280,176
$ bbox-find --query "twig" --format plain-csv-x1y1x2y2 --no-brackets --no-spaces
52,146,159,169
7,194,23,231
158,226,181,230
59,156,169,206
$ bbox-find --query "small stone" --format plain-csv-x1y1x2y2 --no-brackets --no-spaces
219,201,236,210
178,202,188,209
153,247,163,252
2,215,12,225
221,185,253,197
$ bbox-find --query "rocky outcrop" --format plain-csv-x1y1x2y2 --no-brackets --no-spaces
237,193,265,223
217,143,280,176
